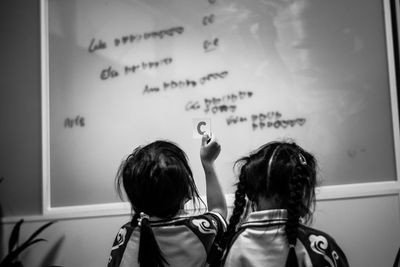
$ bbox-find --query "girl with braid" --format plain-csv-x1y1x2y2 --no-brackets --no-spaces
221,141,349,267
107,134,227,267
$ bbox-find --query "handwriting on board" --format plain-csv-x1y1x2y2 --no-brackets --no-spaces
47,0,397,208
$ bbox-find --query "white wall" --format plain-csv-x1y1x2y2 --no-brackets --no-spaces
1,194,400,267
1,0,399,266
314,194,400,267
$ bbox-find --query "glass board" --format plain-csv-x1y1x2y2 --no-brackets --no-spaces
44,0,398,207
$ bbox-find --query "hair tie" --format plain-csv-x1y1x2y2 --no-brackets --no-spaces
138,212,150,226
298,153,307,165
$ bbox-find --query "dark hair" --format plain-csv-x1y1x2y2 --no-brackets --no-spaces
223,141,317,267
116,140,202,266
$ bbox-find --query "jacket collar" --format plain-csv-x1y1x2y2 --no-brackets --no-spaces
240,209,287,228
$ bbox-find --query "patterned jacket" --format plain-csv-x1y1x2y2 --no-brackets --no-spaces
108,211,227,267
223,209,349,267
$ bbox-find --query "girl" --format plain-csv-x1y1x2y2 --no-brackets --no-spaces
221,141,349,267
107,134,227,267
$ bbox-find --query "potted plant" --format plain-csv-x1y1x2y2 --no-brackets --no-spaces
0,177,57,267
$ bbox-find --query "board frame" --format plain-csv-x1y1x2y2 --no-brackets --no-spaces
40,0,400,218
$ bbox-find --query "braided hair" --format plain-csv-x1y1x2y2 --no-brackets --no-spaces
223,141,317,266
116,140,203,266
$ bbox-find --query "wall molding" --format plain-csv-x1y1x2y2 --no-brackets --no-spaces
2,181,399,224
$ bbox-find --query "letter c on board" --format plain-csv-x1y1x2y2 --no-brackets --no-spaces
197,121,207,135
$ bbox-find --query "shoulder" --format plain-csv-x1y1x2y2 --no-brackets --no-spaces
298,225,350,267
184,212,227,263
298,224,343,251
200,211,228,230
107,222,135,267
111,222,135,247
186,211,227,236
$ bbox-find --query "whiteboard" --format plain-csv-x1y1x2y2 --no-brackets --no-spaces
43,0,399,208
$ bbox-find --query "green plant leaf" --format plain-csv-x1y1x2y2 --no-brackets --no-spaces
1,238,47,266
0,220,56,267
8,219,24,253
16,238,47,254
25,220,57,244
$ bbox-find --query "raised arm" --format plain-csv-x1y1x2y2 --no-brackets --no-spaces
200,134,227,218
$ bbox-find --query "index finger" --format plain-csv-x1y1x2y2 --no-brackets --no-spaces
201,133,211,146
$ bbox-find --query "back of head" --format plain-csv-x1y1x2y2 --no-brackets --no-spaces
243,141,317,220
116,140,202,267
223,140,318,267
117,140,200,218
